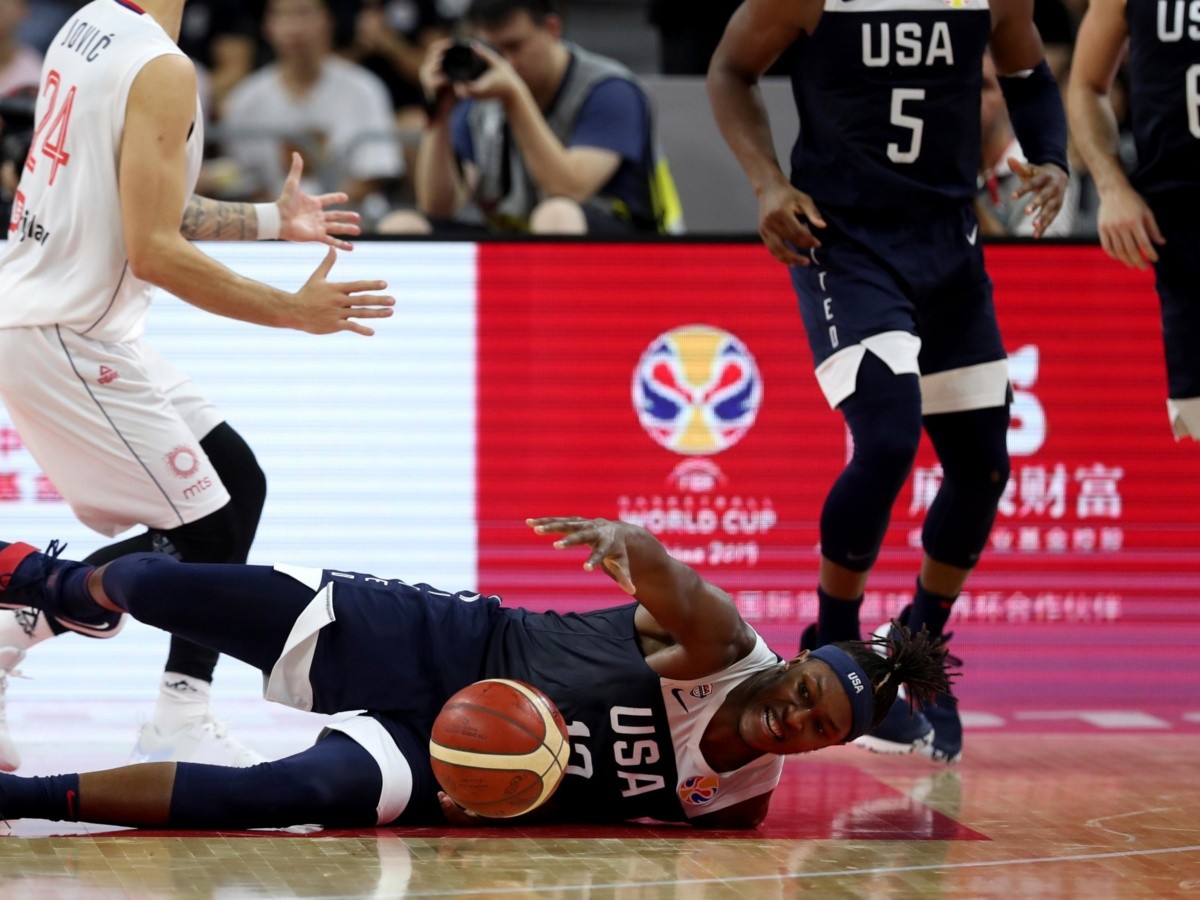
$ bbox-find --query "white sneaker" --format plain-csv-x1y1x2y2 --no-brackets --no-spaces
0,646,26,773
129,718,268,768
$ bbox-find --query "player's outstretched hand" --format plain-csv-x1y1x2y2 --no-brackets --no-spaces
277,152,362,251
289,248,395,336
1007,158,1069,239
1094,183,1165,270
758,181,825,267
528,516,636,595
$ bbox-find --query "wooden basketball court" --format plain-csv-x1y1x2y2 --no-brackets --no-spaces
4,730,1199,897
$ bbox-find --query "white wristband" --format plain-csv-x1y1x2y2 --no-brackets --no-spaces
254,202,281,241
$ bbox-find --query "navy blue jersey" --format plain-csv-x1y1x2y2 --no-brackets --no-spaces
789,0,992,209
1126,0,1200,196
484,604,684,822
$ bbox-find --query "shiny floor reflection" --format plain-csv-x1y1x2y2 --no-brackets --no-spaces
4,734,1200,898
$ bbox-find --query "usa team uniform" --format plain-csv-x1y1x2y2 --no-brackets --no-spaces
98,556,785,826
1125,0,1200,438
786,0,1010,413
0,0,228,535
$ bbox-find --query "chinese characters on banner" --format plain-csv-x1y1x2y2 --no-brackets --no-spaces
476,244,1200,653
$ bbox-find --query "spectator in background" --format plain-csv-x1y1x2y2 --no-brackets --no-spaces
0,0,41,95
178,0,264,120
344,0,461,128
14,0,80,54
386,0,682,236
976,53,1079,237
223,0,403,212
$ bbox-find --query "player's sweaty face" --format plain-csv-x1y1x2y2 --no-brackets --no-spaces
739,658,853,754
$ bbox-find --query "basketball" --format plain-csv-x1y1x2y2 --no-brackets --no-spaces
429,678,571,819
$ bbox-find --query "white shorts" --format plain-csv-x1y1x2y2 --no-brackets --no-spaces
0,325,230,536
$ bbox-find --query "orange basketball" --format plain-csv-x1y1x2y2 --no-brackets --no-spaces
429,678,571,819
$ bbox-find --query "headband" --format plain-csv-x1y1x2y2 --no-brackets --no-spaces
810,645,875,743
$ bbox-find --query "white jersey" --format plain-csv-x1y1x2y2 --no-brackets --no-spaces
660,633,786,819
0,0,203,343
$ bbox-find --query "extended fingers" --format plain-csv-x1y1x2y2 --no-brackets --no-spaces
332,280,391,296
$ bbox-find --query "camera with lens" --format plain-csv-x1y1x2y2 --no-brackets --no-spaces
441,42,489,83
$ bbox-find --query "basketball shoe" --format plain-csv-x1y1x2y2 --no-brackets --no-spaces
130,718,267,768
871,608,962,764
0,541,125,638
0,647,25,772
799,622,933,754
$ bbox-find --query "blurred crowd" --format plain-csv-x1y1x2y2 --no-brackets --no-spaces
0,0,1131,236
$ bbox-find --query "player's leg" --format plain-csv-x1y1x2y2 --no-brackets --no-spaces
906,206,1013,763
125,345,269,763
1152,204,1200,441
0,731,388,829
788,217,933,753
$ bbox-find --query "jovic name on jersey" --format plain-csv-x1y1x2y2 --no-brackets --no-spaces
789,0,992,210
0,0,203,343
1125,0,1200,197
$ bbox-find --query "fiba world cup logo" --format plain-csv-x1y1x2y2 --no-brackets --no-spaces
677,774,721,806
633,326,763,455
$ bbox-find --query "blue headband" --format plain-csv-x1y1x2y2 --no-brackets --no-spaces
810,645,875,743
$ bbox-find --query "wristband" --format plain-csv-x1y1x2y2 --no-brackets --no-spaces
997,60,1069,174
254,202,282,241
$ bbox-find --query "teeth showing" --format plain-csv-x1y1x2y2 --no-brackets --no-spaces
764,708,783,740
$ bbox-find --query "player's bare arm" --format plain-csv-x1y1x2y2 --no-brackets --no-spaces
708,0,825,266
1067,0,1164,268
182,154,361,249
988,0,1069,236
461,44,621,202
528,517,756,678
120,55,393,336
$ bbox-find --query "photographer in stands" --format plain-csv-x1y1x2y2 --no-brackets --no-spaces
381,0,681,236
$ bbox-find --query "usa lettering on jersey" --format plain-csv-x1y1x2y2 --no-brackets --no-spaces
1156,0,1200,41
565,706,669,799
862,21,955,66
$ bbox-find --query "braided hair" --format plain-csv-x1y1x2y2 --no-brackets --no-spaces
834,623,955,730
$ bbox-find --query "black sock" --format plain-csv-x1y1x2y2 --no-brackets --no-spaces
0,773,81,821
816,586,863,645
909,578,955,638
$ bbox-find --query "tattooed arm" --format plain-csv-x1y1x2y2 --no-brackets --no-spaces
181,196,259,241
182,153,362,249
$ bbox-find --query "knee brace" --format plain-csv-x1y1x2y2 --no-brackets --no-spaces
921,405,1012,568
821,353,923,571
153,502,242,565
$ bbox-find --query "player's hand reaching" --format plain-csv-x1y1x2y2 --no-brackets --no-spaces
528,517,636,595
1095,182,1165,270
276,152,362,251
1007,158,1069,239
757,181,825,266
286,247,395,336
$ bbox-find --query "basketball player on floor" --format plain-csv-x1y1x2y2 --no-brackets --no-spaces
0,519,950,829
1068,0,1200,439
0,0,394,772
708,0,1069,762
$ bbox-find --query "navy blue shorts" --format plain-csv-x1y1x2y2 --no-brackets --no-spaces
1149,196,1200,401
306,571,505,719
788,202,1008,410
